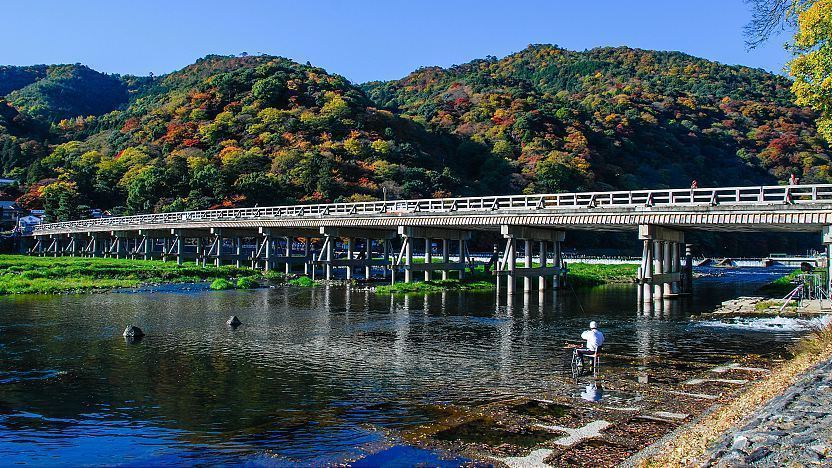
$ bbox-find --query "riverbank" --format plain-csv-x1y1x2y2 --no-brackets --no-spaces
634,322,832,466
0,255,264,294
372,263,637,294
0,255,638,295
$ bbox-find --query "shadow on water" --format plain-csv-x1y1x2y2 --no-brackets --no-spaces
0,266,806,464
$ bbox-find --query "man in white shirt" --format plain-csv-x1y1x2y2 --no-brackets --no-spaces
575,321,604,369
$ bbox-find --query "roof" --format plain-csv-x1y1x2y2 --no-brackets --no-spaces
0,201,21,210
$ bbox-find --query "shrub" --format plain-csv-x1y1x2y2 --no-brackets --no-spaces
210,278,234,290
236,277,259,289
287,276,315,287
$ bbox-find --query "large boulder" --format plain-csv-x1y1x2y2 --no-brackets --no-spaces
226,316,242,327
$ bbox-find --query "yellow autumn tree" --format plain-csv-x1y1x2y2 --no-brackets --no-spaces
789,0,832,142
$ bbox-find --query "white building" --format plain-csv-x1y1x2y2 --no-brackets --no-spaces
17,215,41,233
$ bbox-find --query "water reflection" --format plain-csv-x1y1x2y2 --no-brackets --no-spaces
580,382,603,402
0,267,805,464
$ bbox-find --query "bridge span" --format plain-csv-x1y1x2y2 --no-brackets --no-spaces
27,184,832,301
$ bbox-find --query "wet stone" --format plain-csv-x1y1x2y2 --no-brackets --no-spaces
122,325,144,338
433,417,552,451
509,400,569,420
744,446,771,463
731,435,749,452
226,315,242,327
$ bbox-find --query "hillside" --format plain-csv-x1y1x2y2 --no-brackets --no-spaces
1,46,830,226
364,45,831,193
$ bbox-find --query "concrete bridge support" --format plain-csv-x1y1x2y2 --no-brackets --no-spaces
638,225,685,303
138,229,170,261
397,227,472,283
498,226,565,295
319,227,396,281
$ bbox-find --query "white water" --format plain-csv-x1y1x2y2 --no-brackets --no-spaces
695,314,832,332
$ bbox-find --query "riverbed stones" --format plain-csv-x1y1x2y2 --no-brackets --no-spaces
497,448,554,468
683,378,748,385
226,315,242,327
702,356,832,466
122,325,144,338
536,420,611,447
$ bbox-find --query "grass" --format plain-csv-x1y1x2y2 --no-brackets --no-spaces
236,276,259,289
372,262,637,295
0,255,639,295
287,276,316,287
0,254,260,295
757,269,800,296
566,263,638,287
210,278,234,290
375,279,494,294
639,321,832,466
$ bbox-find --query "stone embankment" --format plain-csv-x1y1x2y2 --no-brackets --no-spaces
701,357,832,466
699,296,830,316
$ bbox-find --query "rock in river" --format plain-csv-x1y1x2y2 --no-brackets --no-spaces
123,325,145,338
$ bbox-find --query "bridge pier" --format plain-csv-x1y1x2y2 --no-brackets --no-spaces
638,225,684,303
397,227,472,284
318,227,396,281
498,226,565,295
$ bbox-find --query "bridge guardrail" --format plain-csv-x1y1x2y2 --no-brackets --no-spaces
32,184,832,234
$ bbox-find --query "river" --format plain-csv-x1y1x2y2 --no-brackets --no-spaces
0,267,819,465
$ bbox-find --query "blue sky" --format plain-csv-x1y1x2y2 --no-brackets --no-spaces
1,0,793,83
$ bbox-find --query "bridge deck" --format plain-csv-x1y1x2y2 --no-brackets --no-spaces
31,184,832,236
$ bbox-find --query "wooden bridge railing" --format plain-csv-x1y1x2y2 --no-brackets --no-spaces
32,184,832,234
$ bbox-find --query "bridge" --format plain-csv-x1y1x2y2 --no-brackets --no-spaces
27,184,832,302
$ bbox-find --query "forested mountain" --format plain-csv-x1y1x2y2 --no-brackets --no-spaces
1,46,830,226
364,45,831,193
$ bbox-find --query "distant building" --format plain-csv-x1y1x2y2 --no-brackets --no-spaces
30,209,45,217
17,215,41,233
0,178,16,186
0,201,24,230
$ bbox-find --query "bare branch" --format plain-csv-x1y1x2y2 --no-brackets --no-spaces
743,0,802,49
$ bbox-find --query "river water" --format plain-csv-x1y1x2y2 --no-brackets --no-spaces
0,267,819,465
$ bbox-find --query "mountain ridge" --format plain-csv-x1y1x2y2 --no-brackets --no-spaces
0,45,827,226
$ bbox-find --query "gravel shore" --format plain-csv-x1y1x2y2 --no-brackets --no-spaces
700,356,832,466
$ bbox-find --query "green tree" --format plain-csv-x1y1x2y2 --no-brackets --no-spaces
40,179,81,221
126,166,165,214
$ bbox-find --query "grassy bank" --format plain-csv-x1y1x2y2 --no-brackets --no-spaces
566,263,638,287
375,279,494,294
373,263,637,294
757,269,800,296
0,255,264,294
638,322,832,466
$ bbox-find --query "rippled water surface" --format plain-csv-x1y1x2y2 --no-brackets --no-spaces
0,267,809,465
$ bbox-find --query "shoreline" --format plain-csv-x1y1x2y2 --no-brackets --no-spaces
631,322,832,466
0,254,637,296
